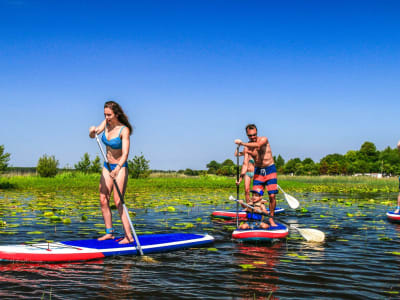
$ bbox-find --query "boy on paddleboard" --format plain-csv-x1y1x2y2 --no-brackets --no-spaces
235,124,278,227
238,188,270,230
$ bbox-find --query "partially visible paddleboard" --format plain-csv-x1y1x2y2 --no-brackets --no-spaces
387,211,400,223
212,207,285,220
0,233,214,263
232,223,289,242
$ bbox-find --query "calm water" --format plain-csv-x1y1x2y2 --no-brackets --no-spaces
0,190,400,299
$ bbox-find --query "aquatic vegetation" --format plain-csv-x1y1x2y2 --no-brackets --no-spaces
287,253,309,260
239,264,256,270
27,231,44,235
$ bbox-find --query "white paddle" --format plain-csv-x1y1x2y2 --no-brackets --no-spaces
229,195,325,242
95,134,144,256
277,185,300,209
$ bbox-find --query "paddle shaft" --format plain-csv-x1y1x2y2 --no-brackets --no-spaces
236,146,240,228
95,134,144,256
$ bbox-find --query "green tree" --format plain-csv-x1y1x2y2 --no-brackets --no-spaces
320,154,346,175
275,155,285,172
75,153,91,173
359,141,379,163
302,158,317,175
128,154,150,178
379,146,400,175
88,155,101,173
295,163,304,175
283,158,301,174
0,145,11,173
206,160,221,174
319,160,329,175
221,159,235,167
37,154,59,177
184,168,200,176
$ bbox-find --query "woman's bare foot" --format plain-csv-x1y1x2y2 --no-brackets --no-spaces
98,233,115,241
269,217,277,227
395,209,400,214
118,236,134,244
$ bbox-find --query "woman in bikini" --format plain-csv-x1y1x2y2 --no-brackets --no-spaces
89,101,133,244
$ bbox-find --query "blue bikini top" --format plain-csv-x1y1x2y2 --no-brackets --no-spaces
102,126,126,149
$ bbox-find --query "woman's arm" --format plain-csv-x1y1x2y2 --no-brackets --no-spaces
89,120,106,138
236,150,249,185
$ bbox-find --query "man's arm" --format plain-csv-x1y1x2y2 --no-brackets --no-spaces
241,136,268,148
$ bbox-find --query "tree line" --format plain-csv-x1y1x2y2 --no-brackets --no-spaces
0,145,151,178
1,141,399,178
203,141,400,176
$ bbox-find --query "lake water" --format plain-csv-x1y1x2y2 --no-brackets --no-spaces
0,190,399,299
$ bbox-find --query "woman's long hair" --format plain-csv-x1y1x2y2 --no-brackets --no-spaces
104,101,133,135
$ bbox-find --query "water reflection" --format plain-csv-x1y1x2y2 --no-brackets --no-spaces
234,242,285,299
2,190,400,298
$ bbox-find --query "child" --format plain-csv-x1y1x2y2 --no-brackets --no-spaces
238,188,270,229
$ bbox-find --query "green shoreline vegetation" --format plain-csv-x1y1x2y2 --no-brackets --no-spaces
0,172,398,194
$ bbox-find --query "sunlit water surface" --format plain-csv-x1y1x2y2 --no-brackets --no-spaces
0,190,400,299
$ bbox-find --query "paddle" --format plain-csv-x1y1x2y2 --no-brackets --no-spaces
95,134,144,256
228,195,325,242
235,145,240,228
277,185,300,209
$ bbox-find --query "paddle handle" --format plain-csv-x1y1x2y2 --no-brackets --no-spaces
95,134,144,255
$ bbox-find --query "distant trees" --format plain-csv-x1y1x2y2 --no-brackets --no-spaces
206,159,236,176
206,141,400,176
279,141,400,176
0,145,10,173
75,153,101,173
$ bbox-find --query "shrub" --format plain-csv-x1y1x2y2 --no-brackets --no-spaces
0,145,10,174
128,154,150,178
37,154,59,177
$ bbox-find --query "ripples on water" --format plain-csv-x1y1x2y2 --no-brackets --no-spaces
1,191,400,299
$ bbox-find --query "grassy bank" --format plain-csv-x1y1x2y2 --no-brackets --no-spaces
0,173,399,194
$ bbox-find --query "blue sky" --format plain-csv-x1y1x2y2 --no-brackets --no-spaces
1,1,399,170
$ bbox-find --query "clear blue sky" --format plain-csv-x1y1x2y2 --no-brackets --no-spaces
1,1,399,170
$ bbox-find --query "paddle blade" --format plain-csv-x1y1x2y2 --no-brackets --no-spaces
284,193,300,209
293,226,325,242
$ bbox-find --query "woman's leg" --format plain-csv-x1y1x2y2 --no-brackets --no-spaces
244,175,251,204
98,168,115,240
112,167,133,244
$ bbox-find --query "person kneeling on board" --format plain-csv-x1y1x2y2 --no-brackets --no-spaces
238,188,270,230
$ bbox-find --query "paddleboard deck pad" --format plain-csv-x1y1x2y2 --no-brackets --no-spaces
387,211,400,222
232,223,289,242
0,233,214,263
212,207,285,220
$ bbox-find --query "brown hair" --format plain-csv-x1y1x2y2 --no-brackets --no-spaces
104,101,133,135
245,124,257,133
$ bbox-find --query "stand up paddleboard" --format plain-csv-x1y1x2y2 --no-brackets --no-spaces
212,207,285,220
0,233,214,263
232,223,289,243
387,211,400,223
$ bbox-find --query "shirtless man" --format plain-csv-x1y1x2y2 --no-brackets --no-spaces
235,124,278,227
